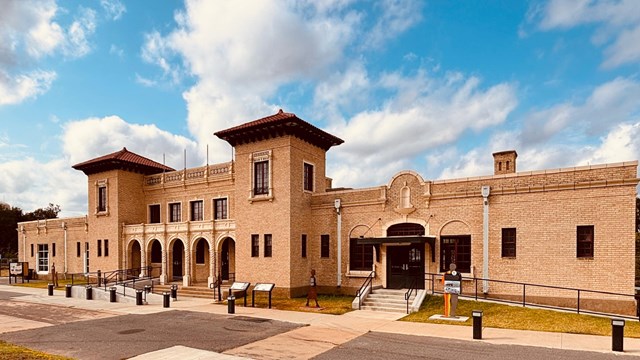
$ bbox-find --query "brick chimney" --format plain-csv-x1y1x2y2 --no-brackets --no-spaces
493,150,517,175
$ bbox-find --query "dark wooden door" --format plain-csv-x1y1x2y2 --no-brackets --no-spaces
172,241,183,280
221,239,229,281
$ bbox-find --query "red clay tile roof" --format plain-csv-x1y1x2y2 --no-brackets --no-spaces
72,147,175,175
214,109,344,151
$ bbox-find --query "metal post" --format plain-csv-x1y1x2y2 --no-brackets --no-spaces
472,310,483,340
109,287,117,302
252,290,255,307
48,283,54,296
227,295,235,314
136,290,143,305
268,291,272,309
65,284,72,298
612,319,624,352
171,284,178,300
163,292,170,308
85,285,92,300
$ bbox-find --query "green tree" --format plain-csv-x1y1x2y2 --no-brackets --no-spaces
0,203,61,258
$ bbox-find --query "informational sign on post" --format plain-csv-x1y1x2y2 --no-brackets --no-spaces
443,279,461,294
9,262,29,284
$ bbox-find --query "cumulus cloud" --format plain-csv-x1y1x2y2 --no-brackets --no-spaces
61,116,203,168
521,77,640,144
0,69,56,105
532,0,640,68
364,0,423,49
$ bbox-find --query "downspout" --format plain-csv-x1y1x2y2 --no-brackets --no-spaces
21,226,26,262
335,199,342,287
481,186,490,293
62,222,68,274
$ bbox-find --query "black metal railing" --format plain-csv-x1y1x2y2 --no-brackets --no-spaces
405,276,419,314
210,276,222,302
426,272,638,320
355,271,375,310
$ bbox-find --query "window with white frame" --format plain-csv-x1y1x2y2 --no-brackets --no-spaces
37,244,49,273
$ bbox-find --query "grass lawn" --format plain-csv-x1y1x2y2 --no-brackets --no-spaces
0,269,8,276
0,341,72,360
228,294,354,315
11,278,80,289
402,295,640,337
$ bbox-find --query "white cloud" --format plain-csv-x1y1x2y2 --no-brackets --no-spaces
62,116,203,169
63,7,97,58
534,0,640,68
134,73,157,87
521,77,640,144
0,69,56,105
100,0,126,21
109,44,124,58
364,0,423,49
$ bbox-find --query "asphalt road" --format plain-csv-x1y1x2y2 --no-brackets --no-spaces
0,309,302,360
312,332,623,360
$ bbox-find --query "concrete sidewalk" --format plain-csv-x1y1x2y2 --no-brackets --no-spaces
2,283,640,359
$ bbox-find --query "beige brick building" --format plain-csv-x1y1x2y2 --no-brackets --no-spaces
17,110,639,312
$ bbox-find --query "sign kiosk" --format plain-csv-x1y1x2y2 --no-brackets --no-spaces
9,262,29,284
229,282,251,307
442,263,462,317
252,283,275,308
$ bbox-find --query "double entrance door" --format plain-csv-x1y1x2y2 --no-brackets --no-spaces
386,244,425,289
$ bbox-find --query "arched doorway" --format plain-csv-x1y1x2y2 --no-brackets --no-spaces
148,239,162,278
172,240,184,281
386,223,425,289
192,238,210,284
130,240,142,277
220,237,235,282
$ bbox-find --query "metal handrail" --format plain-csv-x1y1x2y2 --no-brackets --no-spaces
355,271,375,310
405,276,419,314
426,272,639,320
210,276,222,302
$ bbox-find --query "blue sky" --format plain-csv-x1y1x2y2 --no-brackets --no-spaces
1,0,639,216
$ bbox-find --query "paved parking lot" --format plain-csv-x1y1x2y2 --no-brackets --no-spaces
0,289,302,360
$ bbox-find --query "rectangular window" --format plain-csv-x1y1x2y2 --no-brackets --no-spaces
440,235,471,273
303,163,314,191
149,204,161,223
190,200,203,221
104,239,109,257
77,242,81,257
97,239,102,257
31,244,34,257
52,243,56,257
321,234,330,258
98,186,107,212
577,225,594,258
214,198,228,220
254,160,269,195
349,238,373,270
169,203,181,222
37,244,49,272
251,234,259,257
501,228,516,258
264,234,272,257
301,234,307,258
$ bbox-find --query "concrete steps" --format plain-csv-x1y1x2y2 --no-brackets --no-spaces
361,288,414,313
153,284,230,300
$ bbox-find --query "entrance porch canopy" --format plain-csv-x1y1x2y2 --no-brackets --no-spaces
356,235,436,262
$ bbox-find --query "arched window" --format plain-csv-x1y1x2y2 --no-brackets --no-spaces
401,186,411,208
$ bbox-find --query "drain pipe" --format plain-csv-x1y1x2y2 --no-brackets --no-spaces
62,222,68,274
481,186,490,294
335,199,342,287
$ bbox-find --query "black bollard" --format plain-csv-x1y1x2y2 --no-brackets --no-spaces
163,292,170,308
65,284,72,298
136,290,143,305
109,287,117,303
48,283,54,296
85,285,92,300
228,295,236,314
612,319,625,352
472,310,483,340
171,284,178,300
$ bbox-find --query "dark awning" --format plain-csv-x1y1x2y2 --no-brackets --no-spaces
356,236,436,262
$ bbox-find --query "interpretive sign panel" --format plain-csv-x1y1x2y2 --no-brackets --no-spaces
253,283,275,292
10,262,24,275
443,280,461,294
230,282,250,292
